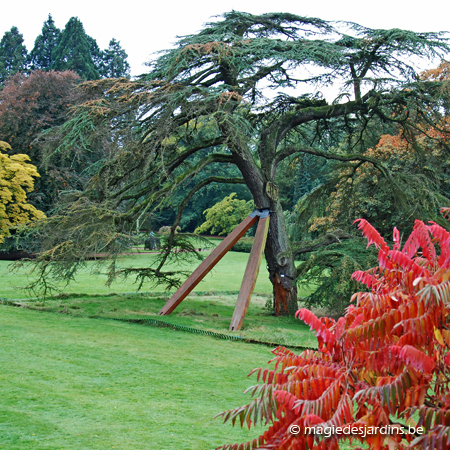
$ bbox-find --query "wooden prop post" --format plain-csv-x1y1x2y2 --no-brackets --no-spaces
158,212,259,316
229,211,270,331
158,209,270,330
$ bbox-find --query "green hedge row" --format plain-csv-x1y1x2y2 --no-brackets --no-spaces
232,237,254,253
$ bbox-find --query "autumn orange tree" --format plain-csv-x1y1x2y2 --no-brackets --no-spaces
218,211,450,450
420,60,450,113
307,133,449,238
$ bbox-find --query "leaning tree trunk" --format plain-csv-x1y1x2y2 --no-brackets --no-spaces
230,147,298,316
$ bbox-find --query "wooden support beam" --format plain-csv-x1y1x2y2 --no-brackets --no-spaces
158,213,258,316
229,213,270,331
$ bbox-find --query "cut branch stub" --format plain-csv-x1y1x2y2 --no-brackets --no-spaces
265,181,279,201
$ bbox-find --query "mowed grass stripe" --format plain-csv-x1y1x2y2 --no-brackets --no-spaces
0,306,271,450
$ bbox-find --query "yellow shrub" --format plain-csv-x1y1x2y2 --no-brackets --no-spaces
0,141,45,244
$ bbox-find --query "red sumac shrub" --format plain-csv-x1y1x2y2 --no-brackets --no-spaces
218,216,450,450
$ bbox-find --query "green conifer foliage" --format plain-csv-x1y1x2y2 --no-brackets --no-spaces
52,17,100,80
29,14,60,71
0,26,28,84
87,35,103,74
100,38,130,78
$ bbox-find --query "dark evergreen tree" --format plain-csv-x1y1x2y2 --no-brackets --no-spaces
52,17,100,80
29,14,60,71
100,38,130,78
0,26,28,84
87,35,103,73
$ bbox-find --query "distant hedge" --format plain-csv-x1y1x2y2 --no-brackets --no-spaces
232,237,253,253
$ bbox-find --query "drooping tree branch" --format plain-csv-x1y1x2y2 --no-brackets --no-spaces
292,229,354,258
107,136,227,201
123,153,235,215
273,145,392,180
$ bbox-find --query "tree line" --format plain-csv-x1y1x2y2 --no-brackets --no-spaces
0,14,131,217
0,14,130,84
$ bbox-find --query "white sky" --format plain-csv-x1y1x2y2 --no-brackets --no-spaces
1,0,450,77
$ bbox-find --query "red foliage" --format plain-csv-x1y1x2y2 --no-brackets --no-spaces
0,70,81,162
218,217,450,450
354,218,390,253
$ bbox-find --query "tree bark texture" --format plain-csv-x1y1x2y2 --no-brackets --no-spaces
264,197,298,316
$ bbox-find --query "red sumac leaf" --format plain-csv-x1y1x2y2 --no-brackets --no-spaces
391,345,435,373
354,218,389,252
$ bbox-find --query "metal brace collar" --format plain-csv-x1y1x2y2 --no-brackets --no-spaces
249,209,270,219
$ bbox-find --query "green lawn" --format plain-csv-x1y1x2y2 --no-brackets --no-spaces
0,251,277,299
0,249,316,346
0,305,278,450
0,248,320,449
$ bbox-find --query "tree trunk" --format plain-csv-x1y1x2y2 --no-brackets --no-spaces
263,189,298,316
230,149,298,315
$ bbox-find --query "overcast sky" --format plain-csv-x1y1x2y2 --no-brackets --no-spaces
2,0,450,77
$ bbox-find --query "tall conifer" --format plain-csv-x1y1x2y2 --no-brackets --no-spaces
100,39,130,78
29,14,60,71
52,17,100,80
0,26,28,84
